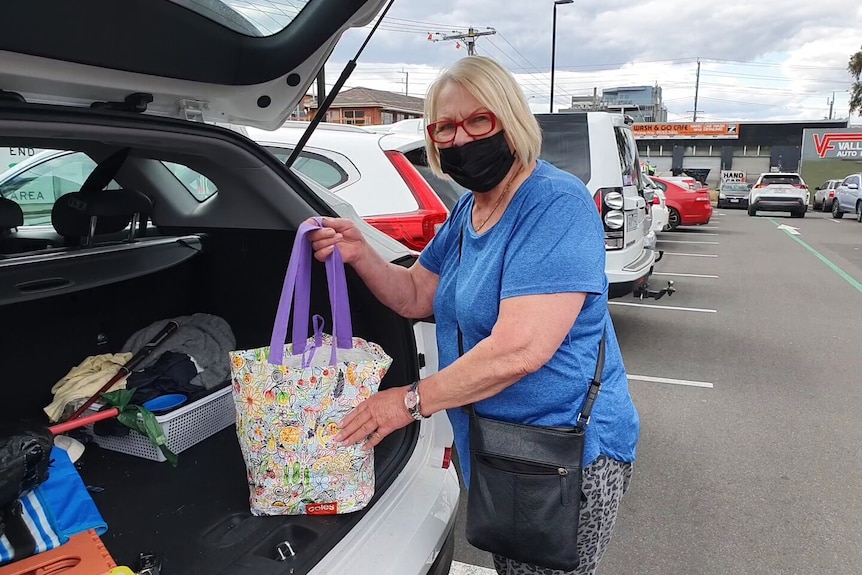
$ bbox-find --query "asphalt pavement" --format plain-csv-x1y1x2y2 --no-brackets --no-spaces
450,208,862,575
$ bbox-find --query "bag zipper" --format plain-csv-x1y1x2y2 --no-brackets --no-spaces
475,453,572,506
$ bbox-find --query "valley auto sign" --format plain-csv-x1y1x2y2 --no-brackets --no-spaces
802,128,862,160
634,122,740,139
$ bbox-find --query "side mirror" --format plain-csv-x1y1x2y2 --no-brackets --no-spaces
849,183,860,190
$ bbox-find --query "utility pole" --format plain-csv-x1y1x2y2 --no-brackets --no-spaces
400,69,409,96
428,27,497,56
692,58,701,122
828,91,835,120
592,87,598,111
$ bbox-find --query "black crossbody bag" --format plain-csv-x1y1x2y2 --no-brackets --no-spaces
457,223,607,571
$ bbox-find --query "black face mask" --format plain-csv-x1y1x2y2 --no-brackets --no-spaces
438,131,516,193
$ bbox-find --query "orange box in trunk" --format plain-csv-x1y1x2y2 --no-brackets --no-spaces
0,529,115,575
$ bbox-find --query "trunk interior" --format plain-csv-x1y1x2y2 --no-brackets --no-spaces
1,228,419,574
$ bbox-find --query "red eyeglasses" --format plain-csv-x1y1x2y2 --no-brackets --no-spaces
426,111,497,144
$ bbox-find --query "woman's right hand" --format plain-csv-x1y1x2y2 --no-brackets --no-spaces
307,217,368,265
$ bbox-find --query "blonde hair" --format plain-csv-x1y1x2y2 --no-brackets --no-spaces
424,56,543,178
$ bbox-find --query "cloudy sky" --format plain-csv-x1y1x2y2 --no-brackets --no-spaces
312,0,861,123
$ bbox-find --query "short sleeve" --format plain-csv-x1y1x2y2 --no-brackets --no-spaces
500,191,606,299
418,194,470,275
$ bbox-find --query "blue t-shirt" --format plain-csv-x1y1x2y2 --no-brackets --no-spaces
418,160,640,486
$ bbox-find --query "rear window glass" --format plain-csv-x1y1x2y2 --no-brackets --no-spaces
163,162,218,202
614,127,639,186
170,0,310,37
267,148,349,190
535,114,591,184
761,174,802,186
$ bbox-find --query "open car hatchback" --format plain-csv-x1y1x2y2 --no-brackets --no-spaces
0,1,459,574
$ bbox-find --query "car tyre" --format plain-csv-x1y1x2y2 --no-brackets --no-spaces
856,202,862,223
747,206,756,217
791,210,804,219
832,201,843,219
822,200,831,213
666,208,680,230
813,200,822,210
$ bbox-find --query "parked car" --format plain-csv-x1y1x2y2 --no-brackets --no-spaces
831,172,862,222
240,122,457,252
813,179,842,212
535,112,663,300
643,175,669,235
650,176,713,230
716,181,750,209
748,172,809,218
0,2,460,575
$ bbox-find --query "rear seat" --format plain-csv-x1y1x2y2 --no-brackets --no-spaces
51,188,154,247
0,196,25,254
0,190,204,306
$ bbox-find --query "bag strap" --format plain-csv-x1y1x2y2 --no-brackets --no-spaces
268,218,354,366
456,222,607,430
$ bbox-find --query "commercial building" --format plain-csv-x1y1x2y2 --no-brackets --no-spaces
635,119,849,187
561,85,668,123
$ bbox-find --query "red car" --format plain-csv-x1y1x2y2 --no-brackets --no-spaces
651,176,713,230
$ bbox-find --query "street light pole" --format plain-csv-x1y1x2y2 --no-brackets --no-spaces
550,0,573,114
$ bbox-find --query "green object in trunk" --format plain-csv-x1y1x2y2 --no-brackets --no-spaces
100,389,179,467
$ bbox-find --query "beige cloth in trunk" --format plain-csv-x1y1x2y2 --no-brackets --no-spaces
44,352,133,422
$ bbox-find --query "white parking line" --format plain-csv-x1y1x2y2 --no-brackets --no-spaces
628,374,714,388
671,232,719,236
449,561,496,574
609,301,717,313
829,219,840,224
657,240,720,245
661,252,718,258
652,272,719,279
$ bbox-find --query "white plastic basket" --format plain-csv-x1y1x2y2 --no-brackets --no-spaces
88,385,235,462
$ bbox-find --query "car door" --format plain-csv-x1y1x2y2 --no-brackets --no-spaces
836,176,853,211
849,175,862,210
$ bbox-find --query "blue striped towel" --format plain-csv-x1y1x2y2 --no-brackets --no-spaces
0,446,107,565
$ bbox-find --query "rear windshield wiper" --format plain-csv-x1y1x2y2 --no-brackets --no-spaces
285,0,397,168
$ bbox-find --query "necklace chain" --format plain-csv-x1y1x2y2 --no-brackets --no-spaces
475,168,520,232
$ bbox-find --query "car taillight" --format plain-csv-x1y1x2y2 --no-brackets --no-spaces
594,187,625,250
793,184,808,190
365,151,448,252
652,195,661,205
442,446,453,469
829,191,835,198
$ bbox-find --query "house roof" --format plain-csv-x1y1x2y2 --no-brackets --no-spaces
309,87,425,114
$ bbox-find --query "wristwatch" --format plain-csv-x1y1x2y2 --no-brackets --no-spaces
404,380,428,421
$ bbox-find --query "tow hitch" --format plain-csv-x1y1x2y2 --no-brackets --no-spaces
634,279,676,301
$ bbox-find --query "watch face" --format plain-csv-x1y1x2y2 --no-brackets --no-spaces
405,391,419,409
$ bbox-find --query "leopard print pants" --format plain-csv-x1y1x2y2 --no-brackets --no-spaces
492,455,633,575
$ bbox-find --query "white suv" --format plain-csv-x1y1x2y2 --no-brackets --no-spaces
748,172,809,218
0,1,459,574
535,112,668,300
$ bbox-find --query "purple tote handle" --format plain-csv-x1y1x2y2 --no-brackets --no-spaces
268,218,354,365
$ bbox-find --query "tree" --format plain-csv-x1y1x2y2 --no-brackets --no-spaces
850,46,862,115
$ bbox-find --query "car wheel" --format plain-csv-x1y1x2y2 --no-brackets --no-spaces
822,200,831,212
813,201,822,210
857,202,862,223
832,201,844,219
792,209,805,218
747,206,756,216
667,208,680,230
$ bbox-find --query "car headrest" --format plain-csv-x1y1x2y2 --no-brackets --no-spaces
51,190,153,239
0,197,24,230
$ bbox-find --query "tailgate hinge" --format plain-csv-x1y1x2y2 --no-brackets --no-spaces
178,99,208,122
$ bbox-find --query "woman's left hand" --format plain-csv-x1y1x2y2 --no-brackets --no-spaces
335,387,415,450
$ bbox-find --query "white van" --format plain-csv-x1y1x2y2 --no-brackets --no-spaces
535,112,670,300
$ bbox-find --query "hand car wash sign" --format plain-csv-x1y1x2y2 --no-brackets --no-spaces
802,128,862,159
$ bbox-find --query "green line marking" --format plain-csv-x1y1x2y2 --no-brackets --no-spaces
766,218,862,294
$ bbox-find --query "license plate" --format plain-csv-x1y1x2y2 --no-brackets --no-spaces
730,198,739,203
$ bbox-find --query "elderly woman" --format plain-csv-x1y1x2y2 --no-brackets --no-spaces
308,56,639,575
